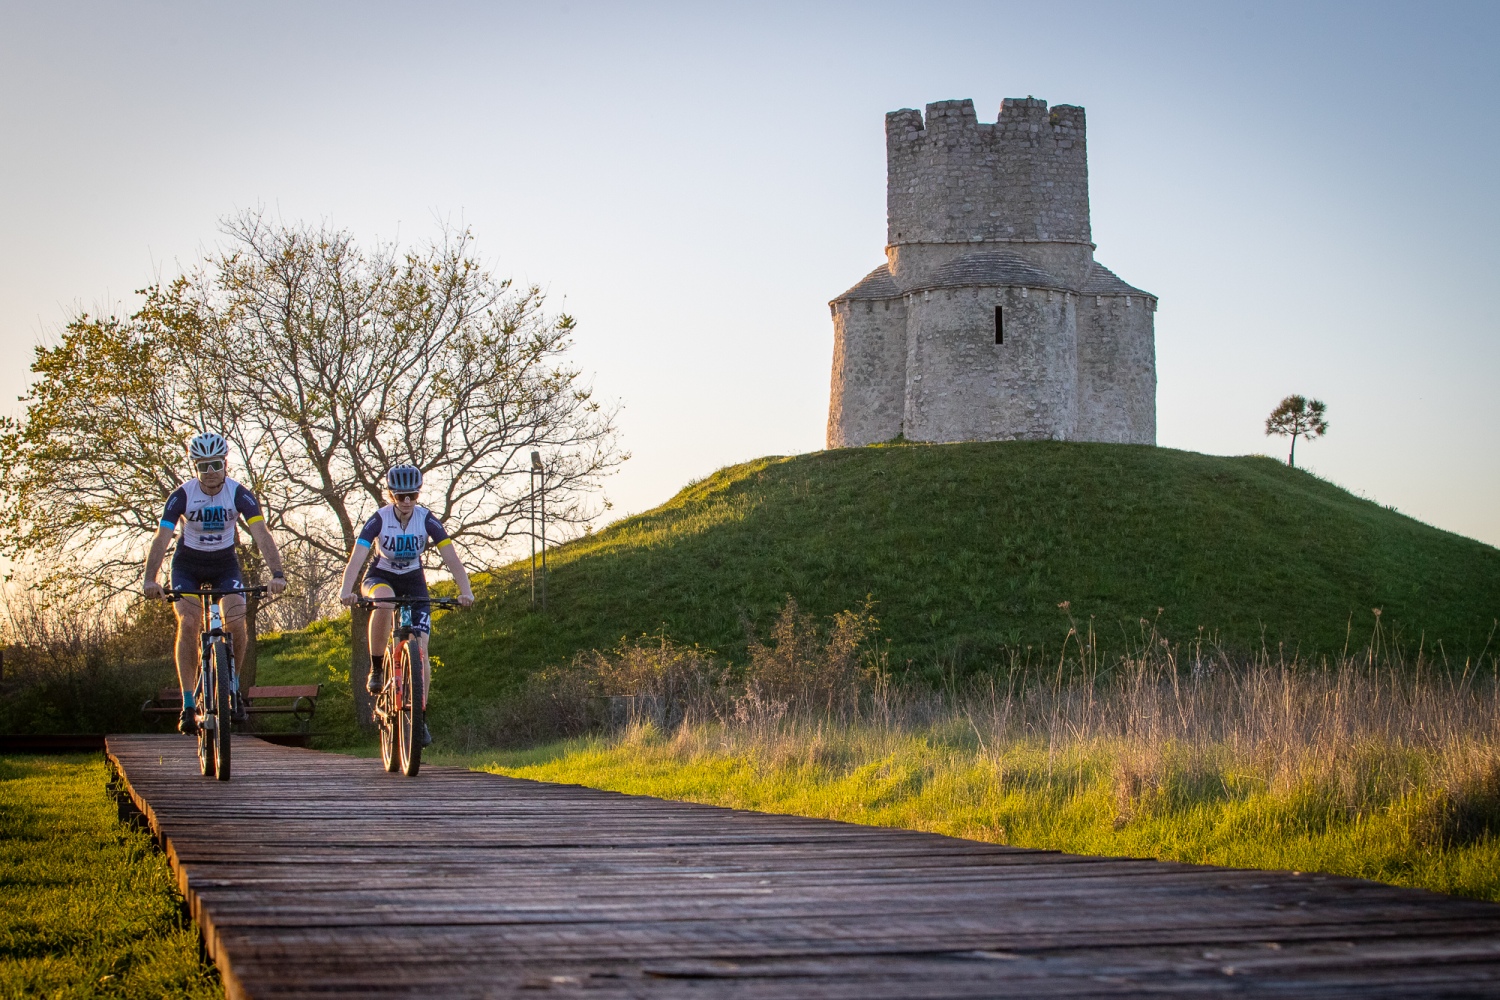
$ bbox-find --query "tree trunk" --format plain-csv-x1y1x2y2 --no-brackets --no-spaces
1289,433,1298,468
242,590,260,689
241,589,260,732
350,604,374,732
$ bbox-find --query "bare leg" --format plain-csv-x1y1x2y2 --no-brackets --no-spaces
174,601,203,696
366,585,395,662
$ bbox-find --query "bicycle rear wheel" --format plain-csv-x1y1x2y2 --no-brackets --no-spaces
398,638,422,777
211,639,232,781
195,667,213,777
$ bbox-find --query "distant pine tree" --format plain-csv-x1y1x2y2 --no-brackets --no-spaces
1265,395,1329,468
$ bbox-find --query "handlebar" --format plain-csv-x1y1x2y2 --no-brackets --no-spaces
356,597,464,609
165,586,269,601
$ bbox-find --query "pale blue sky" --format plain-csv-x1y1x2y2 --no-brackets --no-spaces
2,1,1496,545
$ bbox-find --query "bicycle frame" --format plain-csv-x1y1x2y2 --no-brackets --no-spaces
166,586,266,781
358,596,460,777
379,603,417,724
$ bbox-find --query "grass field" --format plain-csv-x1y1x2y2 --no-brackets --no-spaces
463,656,1500,902
256,441,1500,744
0,754,218,998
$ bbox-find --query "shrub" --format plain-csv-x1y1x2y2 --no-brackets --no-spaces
446,598,886,750
0,587,176,735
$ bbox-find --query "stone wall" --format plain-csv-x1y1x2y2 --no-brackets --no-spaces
827,294,907,447
1076,292,1157,445
902,285,1077,443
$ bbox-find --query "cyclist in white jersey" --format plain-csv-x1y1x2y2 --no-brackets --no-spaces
339,464,474,745
143,432,288,733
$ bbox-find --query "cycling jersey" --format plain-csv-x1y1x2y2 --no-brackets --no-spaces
355,505,451,576
160,478,264,553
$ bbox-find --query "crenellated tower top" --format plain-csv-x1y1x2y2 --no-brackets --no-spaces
885,97,1091,249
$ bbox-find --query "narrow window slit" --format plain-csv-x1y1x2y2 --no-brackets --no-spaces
994,306,1004,345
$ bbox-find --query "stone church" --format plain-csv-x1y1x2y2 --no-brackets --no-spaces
827,97,1157,448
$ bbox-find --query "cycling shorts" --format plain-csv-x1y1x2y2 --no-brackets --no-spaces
171,546,245,594
361,569,431,635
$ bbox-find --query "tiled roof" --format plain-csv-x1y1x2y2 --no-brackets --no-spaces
833,264,901,302
832,255,1155,301
1080,261,1153,298
914,251,1066,292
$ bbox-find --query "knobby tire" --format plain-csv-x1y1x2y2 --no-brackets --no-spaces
196,657,213,777
399,638,422,777
212,639,232,781
380,644,399,773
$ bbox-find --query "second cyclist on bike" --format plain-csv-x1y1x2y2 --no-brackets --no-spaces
338,464,475,746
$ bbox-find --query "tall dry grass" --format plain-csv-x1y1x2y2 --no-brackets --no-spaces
465,602,1500,897
449,597,881,747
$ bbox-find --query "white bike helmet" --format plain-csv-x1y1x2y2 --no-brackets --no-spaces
385,464,423,493
187,431,229,461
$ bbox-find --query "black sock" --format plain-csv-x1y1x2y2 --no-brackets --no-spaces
371,654,384,672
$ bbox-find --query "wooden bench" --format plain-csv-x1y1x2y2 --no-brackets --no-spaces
142,684,322,732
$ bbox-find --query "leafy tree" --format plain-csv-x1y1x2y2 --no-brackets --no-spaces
0,216,624,725
1264,394,1328,468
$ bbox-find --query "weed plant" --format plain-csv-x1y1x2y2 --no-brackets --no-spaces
0,754,218,997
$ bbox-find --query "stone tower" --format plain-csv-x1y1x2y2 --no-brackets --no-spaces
827,97,1156,448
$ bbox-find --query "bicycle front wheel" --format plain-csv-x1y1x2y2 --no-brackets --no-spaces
378,687,398,773
196,668,213,777
211,639,232,781
398,638,422,777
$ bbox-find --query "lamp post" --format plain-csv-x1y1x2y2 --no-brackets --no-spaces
529,451,547,611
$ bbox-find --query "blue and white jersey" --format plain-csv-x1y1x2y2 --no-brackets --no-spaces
356,505,452,576
160,478,264,553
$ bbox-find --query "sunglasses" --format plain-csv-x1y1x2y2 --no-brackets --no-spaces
392,492,419,502
195,460,225,473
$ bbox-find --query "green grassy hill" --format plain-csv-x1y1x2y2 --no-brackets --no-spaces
395,441,1499,703
257,441,1500,736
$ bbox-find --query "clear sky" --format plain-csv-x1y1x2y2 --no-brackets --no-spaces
2,1,1497,546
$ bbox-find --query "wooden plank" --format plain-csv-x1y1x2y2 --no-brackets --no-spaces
105,734,1500,999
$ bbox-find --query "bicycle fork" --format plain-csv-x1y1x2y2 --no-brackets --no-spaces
197,603,238,731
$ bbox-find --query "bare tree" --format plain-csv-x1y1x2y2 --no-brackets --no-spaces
256,536,345,633
1265,394,1329,468
188,213,624,724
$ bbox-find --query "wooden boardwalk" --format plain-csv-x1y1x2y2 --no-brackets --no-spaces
107,734,1500,999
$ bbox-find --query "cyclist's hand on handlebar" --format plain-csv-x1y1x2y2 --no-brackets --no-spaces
458,593,474,607
267,577,288,597
340,591,358,607
144,579,164,600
